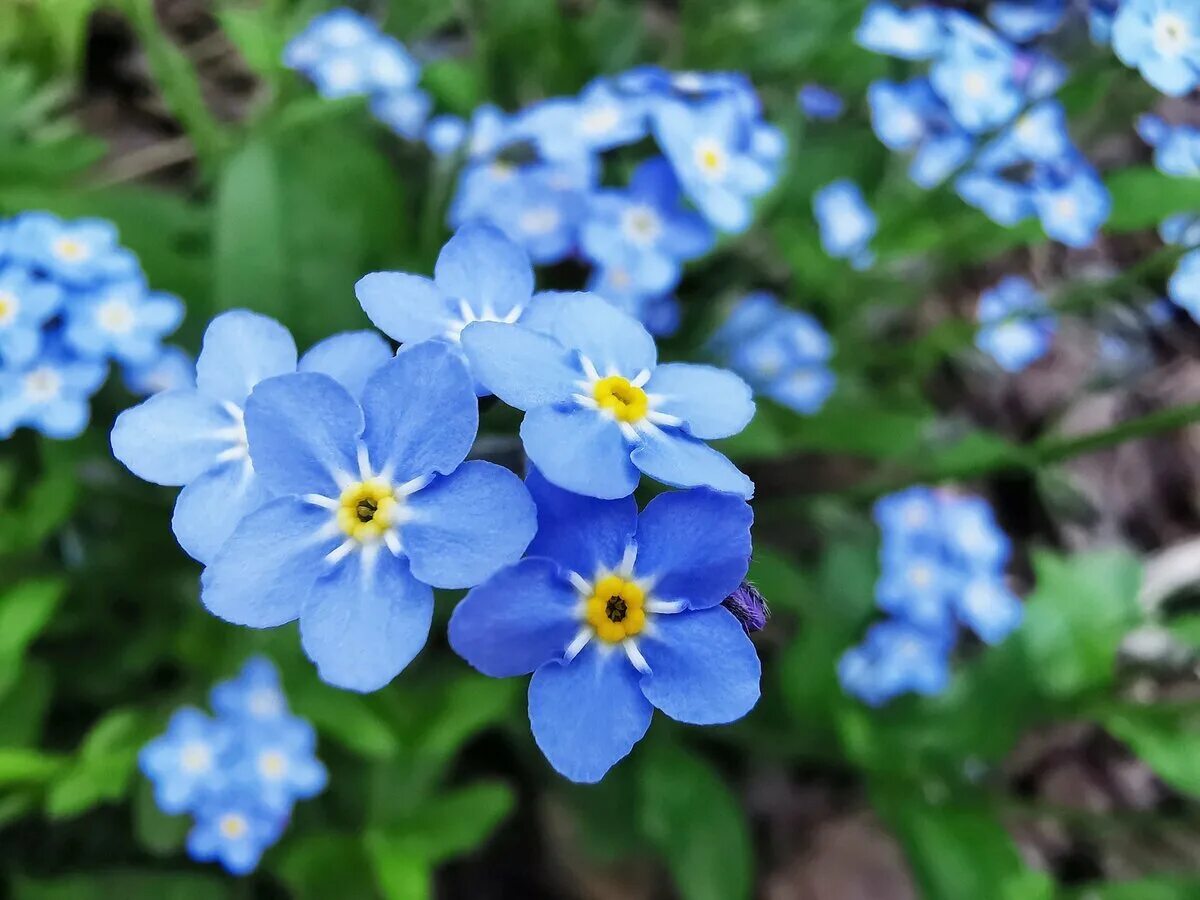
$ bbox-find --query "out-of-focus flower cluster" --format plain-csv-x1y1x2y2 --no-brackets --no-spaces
140,658,326,875
1137,115,1200,322
975,275,1058,373
0,212,185,440
708,291,836,415
858,2,1110,248
839,487,1023,707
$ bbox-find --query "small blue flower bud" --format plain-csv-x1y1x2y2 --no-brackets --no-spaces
723,581,768,633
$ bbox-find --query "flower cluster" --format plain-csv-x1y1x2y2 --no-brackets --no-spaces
0,212,183,440
839,487,1023,706
975,276,1057,373
708,292,836,415
1111,0,1200,97
1136,115,1200,322
859,4,1110,247
140,658,326,875
113,225,762,781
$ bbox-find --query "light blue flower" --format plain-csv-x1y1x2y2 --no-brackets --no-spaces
122,344,195,396
856,3,944,60
813,180,876,269
975,101,1074,171
210,656,290,723
1090,0,1120,44
798,84,844,121
0,339,107,440
838,621,952,707
425,114,468,156
581,158,714,296
235,716,327,814
8,212,139,287
514,78,649,161
449,471,760,782
200,342,536,692
1137,115,1200,176
186,796,284,876
63,278,183,366
0,264,62,366
956,169,1035,226
285,9,419,100
955,577,1024,645
370,89,432,140
1030,164,1110,248
975,275,1056,372
652,96,775,234
988,0,1067,42
462,292,755,500
1112,0,1200,96
112,311,392,563
867,78,973,188
930,38,1023,134
139,707,231,814
1168,248,1200,321
586,267,682,338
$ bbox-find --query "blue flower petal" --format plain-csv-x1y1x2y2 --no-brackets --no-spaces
433,223,534,317
633,488,752,609
359,342,478,483
194,310,298,404
448,558,580,676
200,496,337,627
525,467,637,576
244,373,362,497
403,460,537,589
110,390,233,486
521,292,657,375
300,549,433,692
172,459,272,564
646,363,754,440
460,322,580,410
520,404,639,500
637,606,760,724
631,428,754,498
299,330,393,400
529,643,653,783
355,272,452,344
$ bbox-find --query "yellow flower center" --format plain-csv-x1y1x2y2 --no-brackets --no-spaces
219,813,248,840
586,574,647,643
258,750,288,780
592,375,648,423
53,237,89,262
0,291,16,326
694,139,727,178
336,479,397,542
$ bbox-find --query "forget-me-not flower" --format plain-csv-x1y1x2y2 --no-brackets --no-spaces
0,339,107,440
813,180,876,269
1169,249,1200,321
200,342,536,691
868,79,973,189
838,620,952,707
975,276,1056,372
449,471,761,782
1112,0,1200,96
989,0,1067,43
123,344,195,396
462,291,755,500
8,212,138,287
798,84,844,121
285,8,419,100
856,3,944,59
0,264,62,365
63,278,183,366
140,707,232,815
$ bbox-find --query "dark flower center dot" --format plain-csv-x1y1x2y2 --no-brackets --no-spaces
356,498,378,523
605,596,627,622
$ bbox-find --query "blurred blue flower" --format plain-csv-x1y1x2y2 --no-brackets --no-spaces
867,79,973,188
200,343,535,692
8,213,138,287
856,3,944,60
956,169,1036,227
1030,164,1111,247
285,8,419,100
930,33,1023,134
1168,248,1200,320
838,620,952,707
813,180,876,269
0,264,62,366
1137,114,1200,176
798,84,844,121
514,78,649,161
370,89,432,140
975,276,1056,372
988,0,1067,42
0,339,107,440
140,707,231,815
581,157,714,296
236,717,327,814
186,797,284,876
1112,0,1200,96
63,278,183,366
210,656,290,723
1089,0,1121,44
425,114,468,156
449,471,760,782
585,268,682,337
462,292,755,499
122,344,195,396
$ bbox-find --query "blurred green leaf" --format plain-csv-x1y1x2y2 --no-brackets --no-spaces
274,834,377,900
133,778,190,856
368,780,515,863
363,840,431,900
0,661,53,747
217,7,286,82
0,748,65,785
1101,704,1200,798
638,740,752,900
1105,167,1200,233
0,578,64,694
288,677,399,759
13,871,230,900
414,673,520,762
45,709,152,819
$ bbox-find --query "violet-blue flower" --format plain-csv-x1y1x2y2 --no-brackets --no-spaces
1112,0,1200,97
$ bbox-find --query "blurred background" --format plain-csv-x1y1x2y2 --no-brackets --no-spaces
4,0,1200,897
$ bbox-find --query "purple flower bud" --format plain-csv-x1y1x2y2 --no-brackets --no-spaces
722,581,769,633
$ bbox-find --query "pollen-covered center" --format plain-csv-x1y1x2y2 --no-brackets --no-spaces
53,237,90,263
336,479,397,542
586,574,646,643
593,375,649,423
693,139,727,179
219,813,248,840
258,749,288,780
0,290,17,326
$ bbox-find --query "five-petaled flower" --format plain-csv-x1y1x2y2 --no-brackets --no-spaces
449,470,761,782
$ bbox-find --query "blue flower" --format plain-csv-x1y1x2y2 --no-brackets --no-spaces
235,717,327,814
838,621,952,707
1168,248,1200,320
514,79,649,161
867,79,973,189
425,114,468,156
1030,164,1110,248
186,796,284,876
1112,0,1200,96
988,0,1067,42
0,263,62,365
8,212,139,287
798,84,844,121
210,656,290,723
975,101,1074,170
975,276,1056,372
0,339,107,439
856,3,944,60
813,180,876,269
1090,0,1121,44
956,169,1036,226
652,96,776,234
448,471,760,782
462,292,755,500
586,268,682,338
112,311,393,563
285,9,419,100
370,89,432,140
356,224,533,381
581,158,714,296
122,344,195,396
62,278,183,366
930,34,1023,134
140,707,231,814
1137,115,1200,176
200,342,536,691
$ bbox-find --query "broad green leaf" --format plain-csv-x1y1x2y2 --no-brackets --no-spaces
13,871,229,900
1101,704,1200,798
0,578,64,693
287,677,399,759
638,741,752,900
415,673,520,761
217,8,286,81
45,709,152,819
0,661,53,746
0,748,64,785
1105,167,1200,233
274,834,377,900
363,839,432,900
1019,549,1142,698
368,781,515,863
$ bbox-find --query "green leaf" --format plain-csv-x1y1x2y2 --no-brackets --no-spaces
1105,167,1200,233
0,748,65,785
1019,549,1142,699
0,660,54,746
287,677,399,759
0,578,64,694
1101,704,1200,798
274,834,378,900
217,8,286,81
45,710,152,820
638,741,752,900
414,673,520,762
13,871,230,900
213,138,287,319
363,840,432,900
133,778,190,856
368,781,515,864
